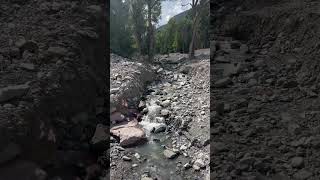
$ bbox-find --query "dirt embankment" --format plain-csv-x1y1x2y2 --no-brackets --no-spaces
211,0,320,179
0,0,106,179
212,0,320,85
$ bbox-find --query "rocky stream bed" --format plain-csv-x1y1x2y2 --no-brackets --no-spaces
110,51,210,180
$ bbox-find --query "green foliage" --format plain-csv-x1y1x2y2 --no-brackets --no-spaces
110,0,135,57
155,0,209,55
155,17,193,54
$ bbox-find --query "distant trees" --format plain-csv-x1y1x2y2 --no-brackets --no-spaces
110,0,135,57
110,0,209,60
155,0,209,56
155,18,192,54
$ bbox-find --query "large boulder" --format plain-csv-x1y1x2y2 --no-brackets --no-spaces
0,84,30,103
110,126,146,147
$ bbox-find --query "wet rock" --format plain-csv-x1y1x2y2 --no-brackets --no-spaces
134,153,141,159
153,123,167,133
160,109,170,116
111,127,146,147
291,157,304,168
110,88,119,94
20,63,36,71
293,169,312,180
0,143,21,165
147,104,162,119
163,149,178,159
0,84,30,103
138,100,146,110
91,124,109,151
122,156,131,161
214,77,232,88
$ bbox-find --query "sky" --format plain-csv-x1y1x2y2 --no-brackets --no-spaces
157,0,191,27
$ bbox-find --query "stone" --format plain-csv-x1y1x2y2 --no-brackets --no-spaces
183,163,192,169
47,46,68,57
132,164,138,168
160,109,170,116
214,77,232,88
111,126,147,147
293,169,312,180
0,143,21,165
110,88,120,94
15,36,26,48
240,44,249,54
153,123,167,133
192,164,200,171
194,159,205,168
134,153,141,159
122,156,131,161
291,157,304,168
212,142,227,153
161,100,171,107
0,84,30,102
20,40,39,54
180,145,188,151
147,104,162,120
163,149,178,159
20,63,36,71
110,112,125,124
215,56,230,63
91,124,109,151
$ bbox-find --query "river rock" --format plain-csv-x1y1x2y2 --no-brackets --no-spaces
122,156,131,161
0,84,30,102
47,46,68,57
110,112,125,124
153,123,167,133
91,124,109,151
20,63,36,71
214,77,232,88
193,159,206,169
293,169,312,180
163,149,178,159
111,126,146,147
291,157,304,168
161,100,171,107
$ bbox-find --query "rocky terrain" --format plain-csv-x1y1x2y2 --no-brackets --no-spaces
211,0,320,179
110,51,210,180
0,0,107,179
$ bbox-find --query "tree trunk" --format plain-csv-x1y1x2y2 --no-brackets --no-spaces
189,10,199,60
147,2,153,62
